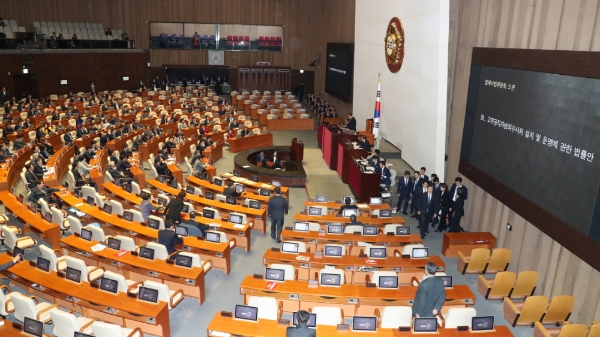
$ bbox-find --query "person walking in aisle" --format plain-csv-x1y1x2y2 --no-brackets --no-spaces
268,187,288,243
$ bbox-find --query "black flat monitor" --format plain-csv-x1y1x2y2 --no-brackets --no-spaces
472,316,494,331
213,178,223,186
138,286,159,303
122,211,134,222
74,333,93,337
234,305,258,322
324,245,343,257
157,197,168,206
157,175,165,183
123,184,132,193
265,267,285,282
320,273,341,286
379,210,392,218
181,204,190,213
198,172,207,180
378,275,398,288
168,180,179,189
99,277,118,294
102,204,112,214
352,316,377,332
293,222,309,232
250,175,260,182
342,196,356,205
363,226,378,236
438,275,453,288
185,186,195,194
44,212,53,223
175,226,188,237
413,317,438,332
307,207,322,216
229,213,243,225
148,218,161,229
73,189,80,198
248,200,261,209
107,237,121,250
204,191,215,200
206,232,221,243
412,247,429,258
86,196,95,206
225,196,237,205
233,169,240,177
235,184,245,192
370,197,383,205
139,246,155,260
282,242,299,253
259,188,270,197
22,317,44,337
65,266,82,283
80,228,93,241
342,208,358,217
174,254,193,268
13,246,25,261
29,203,37,213
395,226,410,235
369,247,387,259
315,194,327,202
36,257,50,272
203,208,215,219
325,224,341,234
293,312,317,328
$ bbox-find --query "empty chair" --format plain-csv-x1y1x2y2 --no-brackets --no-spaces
145,241,171,260
533,322,588,337
541,295,575,325
344,225,363,234
10,292,60,323
1,225,36,250
39,245,67,272
376,306,412,329
108,200,124,216
589,322,600,337
110,235,137,251
456,248,491,274
383,224,405,234
64,256,104,282
67,215,85,236
131,181,142,195
0,285,21,316
103,270,140,294
177,252,213,273
477,271,516,300
247,296,282,320
148,215,165,230
268,263,297,281
311,306,343,326
503,295,548,327
442,307,477,328
127,209,144,222
485,248,511,273
511,271,538,300
203,207,220,218
87,226,106,242
80,185,97,201
50,310,96,337
143,280,184,309
91,321,142,337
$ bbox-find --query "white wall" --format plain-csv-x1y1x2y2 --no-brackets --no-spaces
354,0,449,180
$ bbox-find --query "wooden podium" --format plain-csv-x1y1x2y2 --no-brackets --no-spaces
337,139,367,183
290,138,304,163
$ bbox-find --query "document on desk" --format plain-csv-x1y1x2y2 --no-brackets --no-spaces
91,244,106,252
296,256,310,262
210,332,231,337
261,183,272,188
233,224,245,229
242,165,250,168
356,203,369,209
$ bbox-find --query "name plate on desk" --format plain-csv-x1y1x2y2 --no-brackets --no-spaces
216,252,223,257
253,274,263,279
147,271,158,277
360,267,378,272
391,267,401,272
398,327,411,332
308,280,318,287
457,326,469,332
348,298,358,304
337,324,350,331
289,294,299,300
278,319,291,325
314,252,323,258
285,227,292,230
463,299,473,304
345,266,354,271
379,242,388,246
271,248,280,252
366,283,376,288
185,279,195,285
300,263,309,269
308,239,316,243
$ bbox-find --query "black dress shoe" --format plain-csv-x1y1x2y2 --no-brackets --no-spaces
403,212,408,215
426,231,430,234
276,240,281,243
417,225,420,228
421,235,425,240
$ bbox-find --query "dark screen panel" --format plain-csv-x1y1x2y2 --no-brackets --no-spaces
325,43,354,103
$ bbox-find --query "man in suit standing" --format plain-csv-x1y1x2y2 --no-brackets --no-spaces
286,309,315,337
420,167,429,183
223,182,241,198
412,262,446,318
257,150,267,167
267,187,288,242
271,151,281,169
449,177,468,223
0,87,8,104
158,219,184,255
344,113,357,132
436,183,451,232
418,184,439,239
394,170,413,214
410,171,423,218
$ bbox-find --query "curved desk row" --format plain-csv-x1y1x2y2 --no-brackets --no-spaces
293,213,404,227
229,133,273,153
221,172,290,199
185,175,270,204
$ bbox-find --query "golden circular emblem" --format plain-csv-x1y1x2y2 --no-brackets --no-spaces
384,17,405,73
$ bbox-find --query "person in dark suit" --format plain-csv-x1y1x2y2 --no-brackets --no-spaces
394,170,413,214
432,177,441,197
359,135,371,152
271,151,281,169
164,190,186,224
448,186,465,232
449,177,468,224
108,161,133,184
410,171,423,217
0,87,8,104
379,161,391,188
12,135,27,150
286,309,315,337
229,119,240,129
240,126,251,137
436,183,451,232
223,182,241,198
257,150,267,167
418,184,439,239
412,262,446,318
32,157,47,179
28,181,63,209
338,197,358,215
267,187,288,242
345,113,356,132
0,253,23,286
420,167,429,183
348,214,364,227
158,219,184,255
25,164,40,189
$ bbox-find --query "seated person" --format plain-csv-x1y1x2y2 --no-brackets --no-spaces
347,214,363,227
158,219,183,255
154,157,172,178
256,150,267,167
28,181,63,209
379,161,391,188
240,126,250,137
32,157,47,179
25,164,40,189
140,191,162,221
338,197,358,215
359,135,371,152
108,161,134,184
71,160,98,190
223,182,241,198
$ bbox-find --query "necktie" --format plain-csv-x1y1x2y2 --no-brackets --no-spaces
428,194,431,204
405,178,408,186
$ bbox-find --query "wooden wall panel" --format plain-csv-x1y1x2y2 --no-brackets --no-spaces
0,0,355,116
447,0,600,323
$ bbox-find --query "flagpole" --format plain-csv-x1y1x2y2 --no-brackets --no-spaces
373,73,381,150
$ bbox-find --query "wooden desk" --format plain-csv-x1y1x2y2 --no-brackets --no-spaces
321,125,358,170
0,191,62,249
145,179,267,234
73,132,100,150
338,140,368,183
206,314,514,337
202,141,224,162
59,235,208,304
304,201,391,211
239,275,475,316
263,249,441,284
229,133,273,153
442,232,497,258
139,134,169,164
167,163,184,185
0,254,171,337
279,228,422,254
55,192,233,274
294,213,402,226
106,130,141,152
348,159,381,202
102,182,163,208
44,145,75,188
266,117,314,131
0,318,52,336
221,173,290,200
186,176,270,203
172,137,195,163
